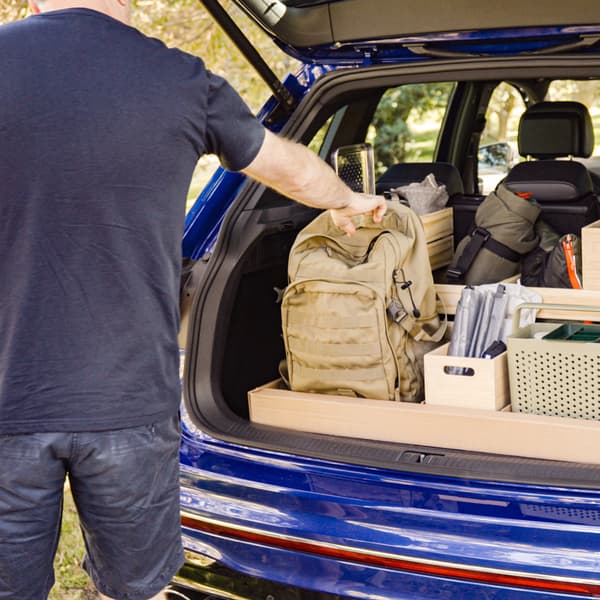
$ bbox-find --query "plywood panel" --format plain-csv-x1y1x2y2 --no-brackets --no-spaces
249,380,600,464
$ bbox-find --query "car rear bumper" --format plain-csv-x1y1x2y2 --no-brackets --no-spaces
171,549,343,600
178,436,600,599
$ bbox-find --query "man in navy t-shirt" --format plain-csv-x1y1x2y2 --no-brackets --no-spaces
0,0,386,598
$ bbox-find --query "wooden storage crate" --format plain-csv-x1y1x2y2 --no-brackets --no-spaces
420,207,453,269
424,343,509,410
435,283,600,321
427,235,454,271
582,219,600,290
248,380,600,464
420,207,453,242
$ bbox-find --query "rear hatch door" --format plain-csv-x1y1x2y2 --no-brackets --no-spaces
204,0,600,65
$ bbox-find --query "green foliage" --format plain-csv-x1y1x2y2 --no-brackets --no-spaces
133,0,298,112
372,118,410,169
0,0,28,22
370,82,454,173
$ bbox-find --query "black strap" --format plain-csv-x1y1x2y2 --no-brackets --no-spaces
446,226,521,283
485,234,521,263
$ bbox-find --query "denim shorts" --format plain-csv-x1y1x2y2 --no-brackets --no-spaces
0,415,184,600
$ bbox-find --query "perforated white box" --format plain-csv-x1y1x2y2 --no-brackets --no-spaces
508,322,600,420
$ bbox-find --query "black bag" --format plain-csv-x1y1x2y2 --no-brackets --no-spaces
522,222,582,288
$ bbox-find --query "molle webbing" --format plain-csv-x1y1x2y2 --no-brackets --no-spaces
282,201,446,402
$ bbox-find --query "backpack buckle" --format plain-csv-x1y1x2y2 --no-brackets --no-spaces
471,227,492,244
387,298,408,323
471,226,491,242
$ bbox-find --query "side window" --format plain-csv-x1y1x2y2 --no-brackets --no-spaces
308,115,335,156
478,83,526,194
367,82,456,177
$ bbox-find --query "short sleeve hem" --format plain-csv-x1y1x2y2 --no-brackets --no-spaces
204,71,267,172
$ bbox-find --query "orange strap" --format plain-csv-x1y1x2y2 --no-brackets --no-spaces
515,191,533,200
562,234,582,289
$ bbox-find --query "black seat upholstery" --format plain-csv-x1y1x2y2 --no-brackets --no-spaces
516,101,594,160
375,162,476,243
503,101,598,234
375,162,464,197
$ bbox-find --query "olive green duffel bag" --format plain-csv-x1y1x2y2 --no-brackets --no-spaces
446,184,541,285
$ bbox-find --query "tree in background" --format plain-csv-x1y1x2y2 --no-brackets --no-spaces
0,0,28,22
135,0,298,112
371,82,454,174
482,82,525,146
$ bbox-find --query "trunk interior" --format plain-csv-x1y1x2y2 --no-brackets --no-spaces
183,57,600,489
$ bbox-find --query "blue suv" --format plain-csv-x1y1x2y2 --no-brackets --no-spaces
171,1,600,598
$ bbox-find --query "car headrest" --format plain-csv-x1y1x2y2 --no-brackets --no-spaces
503,160,593,202
375,162,464,196
518,101,594,159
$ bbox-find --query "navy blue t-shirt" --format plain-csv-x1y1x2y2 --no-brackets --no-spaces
0,9,265,433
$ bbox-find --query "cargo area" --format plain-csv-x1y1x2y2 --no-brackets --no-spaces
183,202,600,478
239,228,600,466
183,60,600,485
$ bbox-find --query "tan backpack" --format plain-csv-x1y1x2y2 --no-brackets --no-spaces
281,200,446,402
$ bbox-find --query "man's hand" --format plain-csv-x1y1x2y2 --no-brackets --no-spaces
330,193,387,235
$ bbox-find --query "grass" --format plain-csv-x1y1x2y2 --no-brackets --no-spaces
49,484,99,600
186,155,220,212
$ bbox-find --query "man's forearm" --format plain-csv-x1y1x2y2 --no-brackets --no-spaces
241,129,386,235
242,129,355,210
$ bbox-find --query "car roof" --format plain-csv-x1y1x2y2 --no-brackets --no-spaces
224,0,600,62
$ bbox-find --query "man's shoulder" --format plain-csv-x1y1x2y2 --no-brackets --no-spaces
142,34,206,73
0,14,34,38
0,16,44,58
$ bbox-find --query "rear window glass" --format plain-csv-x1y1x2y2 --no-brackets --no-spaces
367,82,456,177
479,82,527,194
478,80,600,194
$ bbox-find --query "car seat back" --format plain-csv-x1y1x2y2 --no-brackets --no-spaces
504,101,598,234
375,161,477,244
375,161,464,197
517,101,594,160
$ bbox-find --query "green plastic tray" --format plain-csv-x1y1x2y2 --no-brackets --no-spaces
543,323,600,342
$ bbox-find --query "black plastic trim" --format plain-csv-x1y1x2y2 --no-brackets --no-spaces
199,0,296,113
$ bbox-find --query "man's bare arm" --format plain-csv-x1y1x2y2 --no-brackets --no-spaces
241,130,386,235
